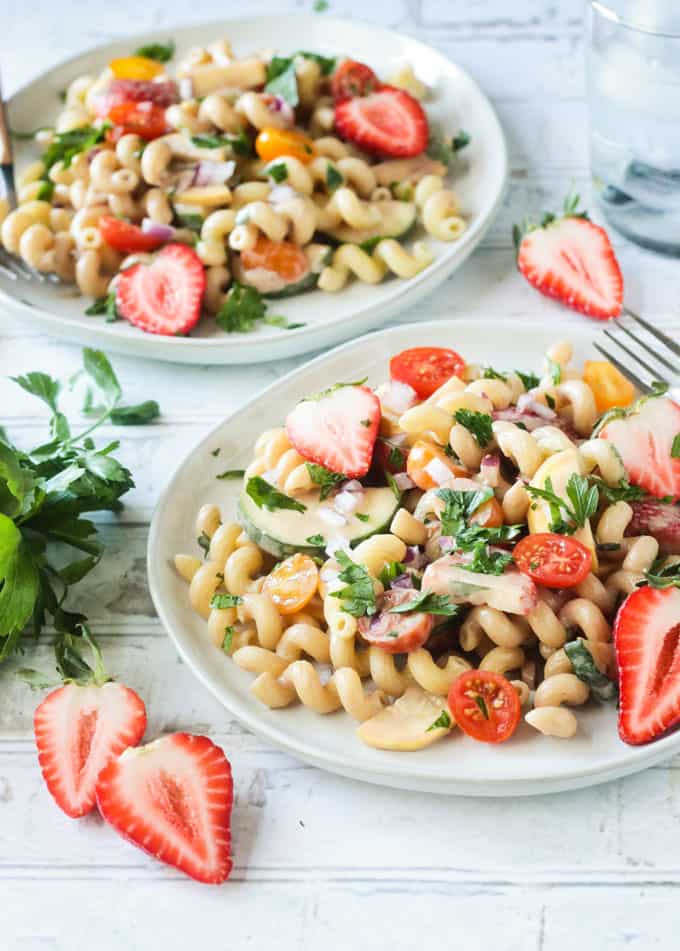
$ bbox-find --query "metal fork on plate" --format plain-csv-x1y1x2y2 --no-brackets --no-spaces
593,308,679,404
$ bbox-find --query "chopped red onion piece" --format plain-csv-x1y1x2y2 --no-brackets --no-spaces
393,472,415,491
516,392,557,420
141,219,175,242
334,490,361,515
325,537,351,559
390,574,417,590
439,535,455,553
343,479,364,494
179,77,194,100
193,159,236,187
492,408,547,432
404,545,428,568
319,507,348,527
424,456,454,486
381,380,418,415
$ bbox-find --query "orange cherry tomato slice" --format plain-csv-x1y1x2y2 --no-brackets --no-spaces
331,59,380,102
358,589,433,654
255,127,316,165
98,216,166,253
106,101,167,140
262,553,319,615
240,235,309,283
583,360,636,412
406,440,468,491
109,56,165,81
469,495,504,529
390,347,466,399
448,670,521,744
513,532,592,589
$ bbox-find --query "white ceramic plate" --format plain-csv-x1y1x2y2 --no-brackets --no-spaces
2,17,507,365
148,319,680,795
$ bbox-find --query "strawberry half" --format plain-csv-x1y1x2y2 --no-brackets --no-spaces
514,194,623,320
116,243,205,336
34,681,147,818
598,395,680,502
627,499,680,554
615,585,680,745
286,382,381,478
96,733,233,884
334,86,428,158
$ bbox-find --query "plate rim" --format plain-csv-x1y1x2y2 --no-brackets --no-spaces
0,15,509,364
147,317,680,795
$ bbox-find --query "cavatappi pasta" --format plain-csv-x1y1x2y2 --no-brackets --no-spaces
175,340,679,752
4,37,470,335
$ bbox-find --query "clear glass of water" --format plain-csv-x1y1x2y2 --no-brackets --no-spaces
588,1,680,254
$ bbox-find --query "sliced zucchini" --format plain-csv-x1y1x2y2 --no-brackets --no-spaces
321,200,417,246
238,485,401,558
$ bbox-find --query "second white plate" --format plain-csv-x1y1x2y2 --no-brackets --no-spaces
2,15,507,364
148,318,680,796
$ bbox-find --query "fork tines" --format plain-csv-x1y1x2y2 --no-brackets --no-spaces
593,308,679,395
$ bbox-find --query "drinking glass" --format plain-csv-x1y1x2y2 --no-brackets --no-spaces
587,1,680,254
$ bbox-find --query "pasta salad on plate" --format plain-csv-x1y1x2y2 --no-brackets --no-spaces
2,35,470,337
173,340,680,754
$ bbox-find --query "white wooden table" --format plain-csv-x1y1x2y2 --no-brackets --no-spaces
2,2,680,948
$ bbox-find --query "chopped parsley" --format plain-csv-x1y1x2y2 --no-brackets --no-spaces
482,366,507,381
564,640,617,701
426,710,452,732
211,448,221,457
305,463,345,501
222,626,235,653
388,591,459,616
216,283,266,333
360,418,371,428
640,560,680,590
474,695,489,719
546,356,562,385
436,487,494,538
378,561,406,587
190,130,254,156
211,593,243,609
460,543,513,576
306,534,325,546
85,290,119,322
268,162,289,183
326,165,343,190
385,443,406,469
330,551,377,617
527,474,598,534
545,393,556,410
216,469,246,480
304,378,368,401
265,57,299,106
197,531,211,555
134,40,175,62
355,512,370,523
671,434,680,459
313,0,329,10
245,476,307,513
426,130,471,166
263,314,306,331
516,369,540,391
453,409,493,447
595,478,646,504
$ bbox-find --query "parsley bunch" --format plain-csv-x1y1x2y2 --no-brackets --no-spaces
330,552,377,617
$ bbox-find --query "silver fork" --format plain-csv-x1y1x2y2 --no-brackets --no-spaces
0,74,52,283
593,308,679,404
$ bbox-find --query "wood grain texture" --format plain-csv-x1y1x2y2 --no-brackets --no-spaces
1,2,680,949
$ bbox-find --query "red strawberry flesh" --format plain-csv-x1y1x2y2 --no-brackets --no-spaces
615,585,680,745
34,682,147,818
334,86,428,158
627,499,680,554
286,384,381,478
116,243,205,336
96,732,233,884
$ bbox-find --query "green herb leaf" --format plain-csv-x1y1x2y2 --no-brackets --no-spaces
174,211,204,231
197,531,211,555
134,40,175,62
265,57,299,106
482,366,507,381
671,434,680,459
268,162,289,183
85,290,118,321
330,551,377,617
527,474,597,534
246,476,306,513
565,473,600,527
305,463,345,501
355,512,369,522
304,378,368,402
210,593,243,608
297,50,336,74
453,409,493,447
546,356,562,385
326,164,343,190
263,314,306,331
426,710,452,732
516,370,540,391
564,640,617,701
378,561,406,587
216,282,266,333
474,695,489,719
313,0,329,10
641,560,680,590
388,590,459,616
306,534,325,546
436,487,494,538
40,126,106,175
426,131,470,167
595,478,647,504
109,401,160,425
216,469,245,480
222,626,235,652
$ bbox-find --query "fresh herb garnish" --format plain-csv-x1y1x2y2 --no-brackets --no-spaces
564,640,617,701
245,476,306,513
85,290,119,322
306,534,325,547
426,710,452,732
108,401,160,425
215,282,266,333
263,314,306,330
384,443,405,469
527,474,598,534
474,695,489,719
671,434,680,459
216,469,245,480
40,126,107,180
268,162,289,183
426,131,471,166
355,512,369,523
265,57,299,106
545,393,556,410
313,0,329,10
304,378,368,402
211,593,243,609
211,448,220,457
326,164,343,190
305,463,345,501
436,487,493,538
330,551,377,617
595,478,646,504
546,356,562,385
461,543,513,576
222,626,235,652
388,590,459,616
174,211,204,231
516,370,540,391
482,366,507,381
134,40,175,62
378,560,406,587
191,132,253,155
640,560,680,590
197,532,210,555
453,409,493,447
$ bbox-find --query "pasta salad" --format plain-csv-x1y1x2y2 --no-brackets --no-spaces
175,343,680,751
1,38,469,336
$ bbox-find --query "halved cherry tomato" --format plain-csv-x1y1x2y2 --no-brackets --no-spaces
406,440,468,491
448,670,521,744
331,59,380,101
98,216,166,253
469,496,504,529
390,347,466,399
358,589,433,654
255,127,316,165
513,532,592,589
109,55,165,81
373,437,407,474
240,235,309,283
583,360,635,413
106,101,167,140
262,553,319,615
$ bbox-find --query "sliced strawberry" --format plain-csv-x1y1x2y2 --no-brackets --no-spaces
334,86,428,158
615,585,680,744
515,196,623,320
116,244,205,336
627,499,680,554
599,396,680,502
34,682,146,818
96,733,233,884
286,382,380,478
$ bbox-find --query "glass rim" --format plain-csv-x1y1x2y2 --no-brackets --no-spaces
591,1,680,39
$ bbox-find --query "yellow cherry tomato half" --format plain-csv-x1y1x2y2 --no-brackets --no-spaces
255,127,316,165
583,360,636,412
109,55,165,81
262,553,319,615
406,440,468,491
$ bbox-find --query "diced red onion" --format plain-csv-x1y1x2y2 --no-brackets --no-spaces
516,392,557,420
480,454,500,487
424,456,454,486
393,472,415,492
492,408,547,432
390,574,417,590
179,77,194,100
319,507,347,527
404,545,428,569
343,480,364,494
334,490,361,515
141,219,175,242
381,380,418,415
269,184,298,204
193,159,236,187
439,535,455,553
269,95,295,125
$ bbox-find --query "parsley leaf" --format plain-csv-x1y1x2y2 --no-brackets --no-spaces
304,378,368,401
313,0,329,10
268,162,288,183
211,593,243,608
564,640,617,701
516,369,540,391
641,560,680,590
460,543,513,576
306,534,325,547
330,551,377,617
436,487,494,538
426,130,471,166
326,164,343,190
197,531,210,555
305,463,345,501
216,469,245,480
527,474,598,534
453,409,493,447
297,51,336,74
246,476,306,513
378,561,406,587
85,290,118,321
134,40,175,62
265,57,299,106
263,314,306,331
109,401,160,425
427,710,452,732
216,282,266,333
671,434,680,459
482,366,507,381
355,512,369,522
546,357,562,385
593,478,646,504
40,126,106,176
222,626,235,653
388,590,459,616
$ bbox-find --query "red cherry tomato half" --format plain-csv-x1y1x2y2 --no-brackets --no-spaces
448,670,521,744
98,216,166,253
513,532,592,589
105,101,167,140
331,59,380,101
390,347,466,399
358,588,433,654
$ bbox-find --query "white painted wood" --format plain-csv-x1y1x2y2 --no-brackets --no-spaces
1,2,680,949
